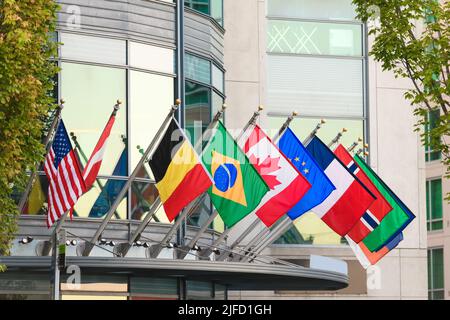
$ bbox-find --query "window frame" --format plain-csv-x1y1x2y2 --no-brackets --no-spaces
426,178,444,232
428,247,445,300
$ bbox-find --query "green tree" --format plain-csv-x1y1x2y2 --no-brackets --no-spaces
352,0,450,194
0,0,59,270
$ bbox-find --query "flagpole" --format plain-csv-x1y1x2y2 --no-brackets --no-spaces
303,119,326,146
347,138,363,153
272,111,298,142
80,101,180,257
18,100,65,214
147,103,229,259
214,110,301,261
70,131,123,220
327,128,348,149
189,105,266,259
39,101,122,256
236,119,329,262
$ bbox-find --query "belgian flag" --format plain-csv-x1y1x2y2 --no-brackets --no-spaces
149,119,213,221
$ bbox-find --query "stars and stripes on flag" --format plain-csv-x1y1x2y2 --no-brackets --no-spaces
334,144,393,243
82,110,117,190
278,128,335,220
305,136,376,236
238,125,311,227
44,120,86,228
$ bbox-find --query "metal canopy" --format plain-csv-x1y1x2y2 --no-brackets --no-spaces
0,256,347,291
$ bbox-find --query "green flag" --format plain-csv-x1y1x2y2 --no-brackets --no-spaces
354,155,415,252
202,121,269,227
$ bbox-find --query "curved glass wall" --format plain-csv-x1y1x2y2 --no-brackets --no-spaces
21,33,225,226
22,32,176,220
266,0,366,245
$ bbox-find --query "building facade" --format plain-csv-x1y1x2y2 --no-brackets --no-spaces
425,109,448,300
223,0,428,299
0,0,429,300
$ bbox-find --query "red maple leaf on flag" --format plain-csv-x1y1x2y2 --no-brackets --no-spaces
249,154,282,190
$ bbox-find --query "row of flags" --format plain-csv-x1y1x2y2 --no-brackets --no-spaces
41,104,415,269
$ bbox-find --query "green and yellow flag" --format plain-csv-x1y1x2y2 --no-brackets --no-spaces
202,122,269,227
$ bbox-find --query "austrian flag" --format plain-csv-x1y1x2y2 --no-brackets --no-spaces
239,125,311,227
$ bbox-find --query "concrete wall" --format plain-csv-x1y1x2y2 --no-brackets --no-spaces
223,0,428,299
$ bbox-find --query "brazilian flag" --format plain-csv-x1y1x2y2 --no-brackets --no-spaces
202,122,269,228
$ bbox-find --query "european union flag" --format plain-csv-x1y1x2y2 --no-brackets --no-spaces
278,128,335,219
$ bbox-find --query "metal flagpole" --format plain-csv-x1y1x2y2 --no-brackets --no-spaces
244,132,367,262
215,110,299,261
347,138,363,153
70,130,122,220
189,105,265,259
40,102,123,256
327,128,348,149
355,143,369,156
18,100,65,214
237,119,329,262
147,103,229,259
241,217,292,263
79,101,180,257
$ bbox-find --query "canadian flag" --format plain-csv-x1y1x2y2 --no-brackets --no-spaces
238,125,311,227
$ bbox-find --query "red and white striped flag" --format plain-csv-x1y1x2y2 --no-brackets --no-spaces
82,108,117,189
44,120,86,227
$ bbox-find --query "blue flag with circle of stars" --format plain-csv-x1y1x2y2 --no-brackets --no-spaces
278,128,336,220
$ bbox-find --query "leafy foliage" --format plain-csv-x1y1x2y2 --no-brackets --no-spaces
352,0,450,197
0,0,59,268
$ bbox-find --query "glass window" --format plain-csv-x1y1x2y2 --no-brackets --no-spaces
269,116,364,245
214,284,226,300
267,55,364,118
267,20,363,57
60,62,127,177
185,0,223,26
428,248,445,300
186,54,211,85
129,277,178,300
185,81,211,145
129,71,174,174
60,33,126,66
129,42,174,74
185,0,209,15
210,0,224,26
426,179,443,231
425,110,441,162
130,181,168,222
212,64,224,93
21,176,128,219
267,0,357,21
186,281,214,300
73,178,128,219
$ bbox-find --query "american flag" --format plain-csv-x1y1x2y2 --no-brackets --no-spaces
44,120,86,227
